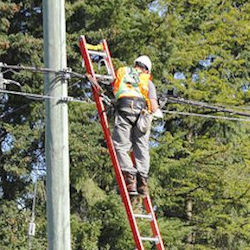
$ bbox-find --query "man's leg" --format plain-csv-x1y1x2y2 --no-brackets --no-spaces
132,126,150,195
113,112,137,194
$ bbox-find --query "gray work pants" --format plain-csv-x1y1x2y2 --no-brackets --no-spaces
113,107,150,178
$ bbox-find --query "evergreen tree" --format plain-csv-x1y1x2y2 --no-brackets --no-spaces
0,0,249,249
0,1,46,249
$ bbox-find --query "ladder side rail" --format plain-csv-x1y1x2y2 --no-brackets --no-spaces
92,87,145,250
132,153,165,249
143,195,165,250
79,36,145,250
79,36,97,80
102,39,116,79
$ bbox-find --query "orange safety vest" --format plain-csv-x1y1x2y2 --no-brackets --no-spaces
113,67,152,111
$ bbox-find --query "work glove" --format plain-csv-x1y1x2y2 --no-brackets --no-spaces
152,108,164,120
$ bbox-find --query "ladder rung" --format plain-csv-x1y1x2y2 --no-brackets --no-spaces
140,236,159,243
95,74,114,81
86,43,103,51
88,50,106,57
133,214,153,220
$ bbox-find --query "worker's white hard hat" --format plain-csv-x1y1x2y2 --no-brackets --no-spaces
134,55,152,72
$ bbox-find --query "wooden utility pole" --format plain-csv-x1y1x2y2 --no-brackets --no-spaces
43,0,71,249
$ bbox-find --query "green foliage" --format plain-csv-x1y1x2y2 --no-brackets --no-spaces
0,0,249,249
90,194,134,250
71,214,102,250
0,200,29,249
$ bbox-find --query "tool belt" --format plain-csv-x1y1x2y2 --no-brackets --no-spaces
116,97,146,111
136,109,152,133
115,97,151,133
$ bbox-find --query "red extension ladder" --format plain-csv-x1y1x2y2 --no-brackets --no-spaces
79,35,165,250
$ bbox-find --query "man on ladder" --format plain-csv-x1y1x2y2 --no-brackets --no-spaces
112,55,163,197
79,36,165,248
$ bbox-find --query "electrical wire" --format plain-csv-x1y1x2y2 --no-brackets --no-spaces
1,88,250,122
162,110,250,122
216,104,250,111
1,62,250,118
0,63,104,93
165,96,250,118
0,103,30,119
27,105,45,250
68,80,82,89
0,89,89,104
28,180,37,250
0,63,86,79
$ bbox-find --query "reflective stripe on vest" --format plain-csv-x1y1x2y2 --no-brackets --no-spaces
113,67,151,110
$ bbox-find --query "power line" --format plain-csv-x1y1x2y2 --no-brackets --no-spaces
162,110,250,122
0,63,86,80
1,62,250,117
0,63,104,91
215,104,250,111
0,103,30,119
28,105,44,250
161,96,250,118
0,89,90,104
2,88,250,122
28,180,37,249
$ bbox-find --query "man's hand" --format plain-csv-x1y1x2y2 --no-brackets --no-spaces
152,108,164,119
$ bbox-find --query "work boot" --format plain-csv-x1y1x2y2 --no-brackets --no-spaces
123,172,138,195
137,175,148,196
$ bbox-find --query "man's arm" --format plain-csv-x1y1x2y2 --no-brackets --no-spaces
148,81,159,113
150,98,158,113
